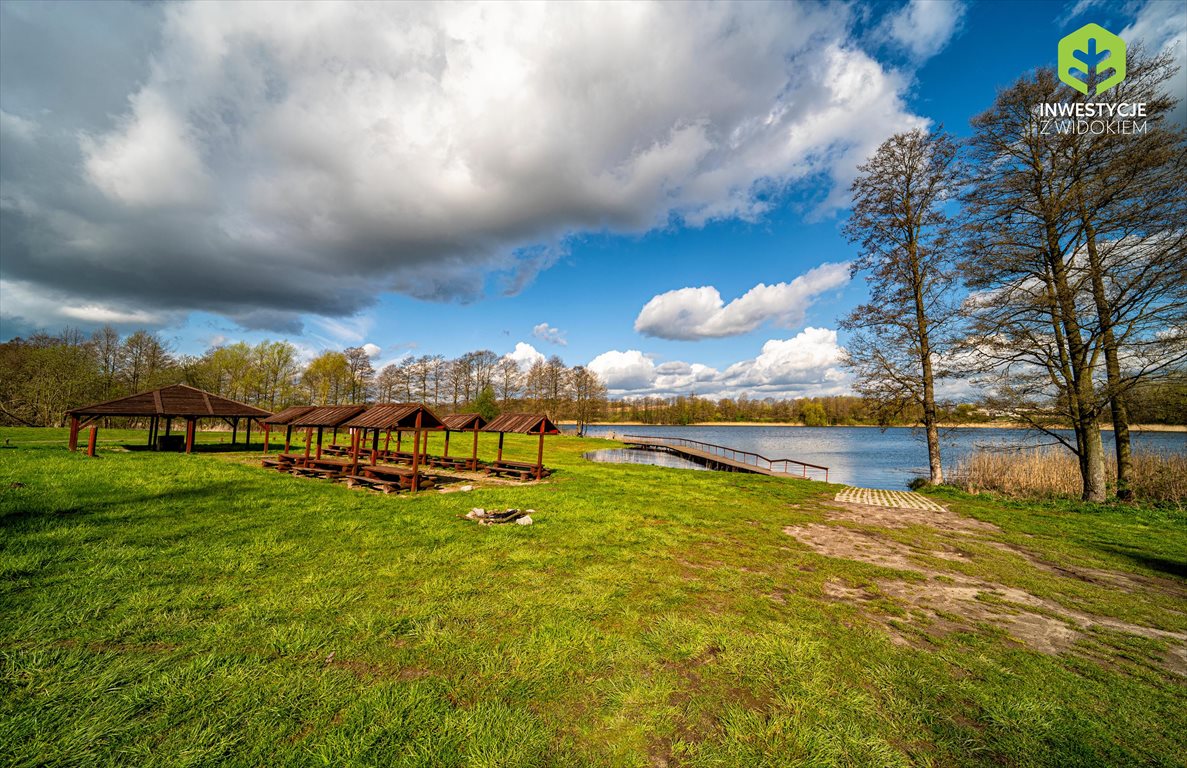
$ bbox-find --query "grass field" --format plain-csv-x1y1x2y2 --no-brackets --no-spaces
2,427,1186,767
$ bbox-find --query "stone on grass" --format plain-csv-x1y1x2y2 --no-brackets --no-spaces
516,516,533,525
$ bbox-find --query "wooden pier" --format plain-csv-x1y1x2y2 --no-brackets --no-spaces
619,434,829,482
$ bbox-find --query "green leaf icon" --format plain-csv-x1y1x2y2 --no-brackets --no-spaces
1058,23,1126,96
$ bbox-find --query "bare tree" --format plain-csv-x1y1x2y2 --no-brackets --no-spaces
375,363,400,402
343,347,375,404
961,70,1110,500
568,365,608,435
495,356,522,406
841,127,964,484
1065,50,1187,499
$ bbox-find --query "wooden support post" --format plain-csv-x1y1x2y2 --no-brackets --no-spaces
304,427,312,461
384,429,391,453
536,421,546,480
263,423,271,454
410,412,423,492
147,416,155,448
497,432,504,462
68,415,80,452
185,419,196,454
396,430,402,452
316,427,324,459
471,426,479,470
332,427,338,446
371,429,379,465
246,418,252,447
86,425,98,457
443,430,451,459
285,425,293,453
165,417,172,437
231,417,238,445
350,428,361,475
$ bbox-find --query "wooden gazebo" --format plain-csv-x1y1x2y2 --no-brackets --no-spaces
288,405,367,461
440,413,487,471
481,413,560,480
341,403,444,491
66,384,271,455
260,406,318,454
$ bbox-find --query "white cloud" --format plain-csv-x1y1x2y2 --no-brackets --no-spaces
720,327,846,389
0,109,36,143
506,341,544,370
532,322,567,346
880,0,966,60
2,1,928,327
634,262,850,340
589,327,849,399
1122,0,1187,126
81,90,213,208
588,349,659,391
307,314,373,347
0,278,175,330
361,342,381,357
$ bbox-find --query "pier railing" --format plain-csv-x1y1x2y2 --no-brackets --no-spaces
620,434,829,482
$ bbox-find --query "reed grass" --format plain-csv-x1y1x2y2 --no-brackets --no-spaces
952,448,1187,504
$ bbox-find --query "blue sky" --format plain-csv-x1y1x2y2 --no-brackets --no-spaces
1,0,1184,399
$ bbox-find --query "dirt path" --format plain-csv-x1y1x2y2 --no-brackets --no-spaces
783,499,1187,675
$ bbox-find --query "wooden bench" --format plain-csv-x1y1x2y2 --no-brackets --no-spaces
343,474,403,494
262,453,302,470
360,465,435,491
427,456,471,471
290,465,343,480
484,461,547,480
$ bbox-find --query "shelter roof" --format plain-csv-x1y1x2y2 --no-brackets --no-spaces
343,403,444,430
261,405,318,425
68,384,270,419
441,413,487,431
482,413,560,435
290,405,367,428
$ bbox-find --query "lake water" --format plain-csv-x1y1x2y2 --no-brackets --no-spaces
580,425,1187,490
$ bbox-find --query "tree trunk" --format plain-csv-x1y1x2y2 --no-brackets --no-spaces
910,242,943,485
1080,415,1109,502
1079,202,1133,500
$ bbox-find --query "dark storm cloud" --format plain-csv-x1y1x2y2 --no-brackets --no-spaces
1,1,928,334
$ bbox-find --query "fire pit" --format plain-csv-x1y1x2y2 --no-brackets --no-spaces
465,508,535,525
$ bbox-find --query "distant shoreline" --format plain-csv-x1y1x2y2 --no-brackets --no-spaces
566,421,1187,432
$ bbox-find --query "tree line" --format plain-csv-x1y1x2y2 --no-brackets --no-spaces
843,49,1186,501
0,330,608,431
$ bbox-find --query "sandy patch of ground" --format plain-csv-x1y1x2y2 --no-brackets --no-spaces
784,502,1187,674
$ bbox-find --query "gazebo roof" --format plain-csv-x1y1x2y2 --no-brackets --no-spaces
441,413,487,431
343,403,444,430
290,405,367,428
68,384,270,419
482,413,560,435
261,405,318,425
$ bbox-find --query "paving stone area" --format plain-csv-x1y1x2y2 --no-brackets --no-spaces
834,487,945,511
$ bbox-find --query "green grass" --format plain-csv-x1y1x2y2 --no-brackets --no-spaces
2,427,1185,767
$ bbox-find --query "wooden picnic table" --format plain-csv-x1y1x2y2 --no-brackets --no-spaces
352,463,435,492
484,459,550,480
262,452,304,469
426,455,473,471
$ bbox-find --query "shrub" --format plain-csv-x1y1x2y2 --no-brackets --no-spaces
951,447,1187,505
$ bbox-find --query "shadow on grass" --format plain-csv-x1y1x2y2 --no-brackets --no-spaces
0,482,259,529
1097,545,1187,579
120,443,264,454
